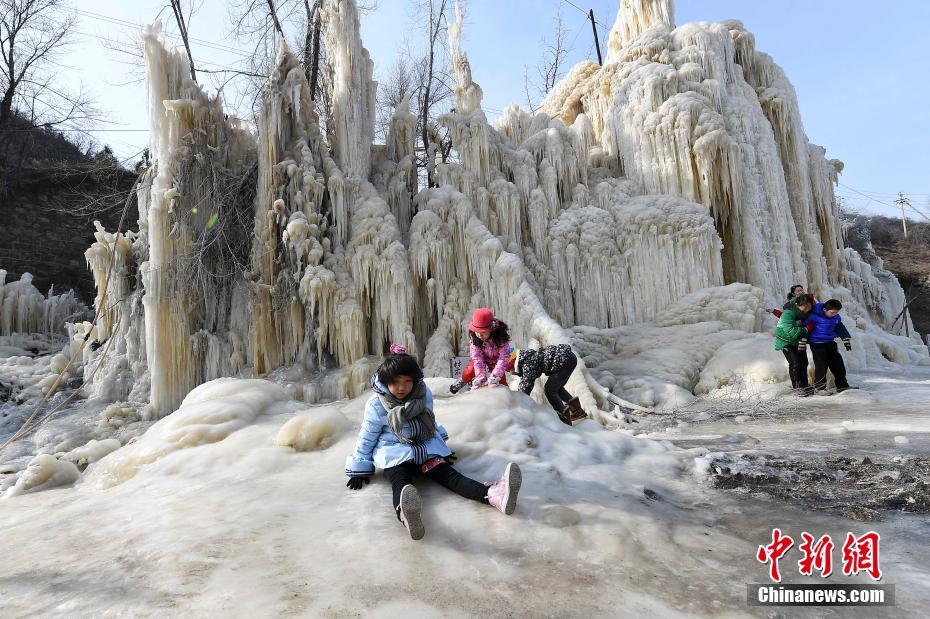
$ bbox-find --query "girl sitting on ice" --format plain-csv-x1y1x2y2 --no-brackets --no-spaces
466,308,511,389
345,344,522,540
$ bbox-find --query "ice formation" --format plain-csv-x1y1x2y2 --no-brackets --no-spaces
2,453,80,497
84,378,291,488
45,0,924,427
0,271,87,337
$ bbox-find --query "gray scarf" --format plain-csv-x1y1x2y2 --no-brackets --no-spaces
378,380,437,443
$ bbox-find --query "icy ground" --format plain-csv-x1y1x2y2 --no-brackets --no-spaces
637,365,930,521
1,371,928,617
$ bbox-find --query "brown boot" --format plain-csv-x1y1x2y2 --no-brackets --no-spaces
556,407,573,426
565,397,587,421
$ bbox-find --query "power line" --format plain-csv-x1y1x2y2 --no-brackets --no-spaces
559,0,609,30
838,183,898,210
838,183,930,222
74,8,254,59
71,29,258,76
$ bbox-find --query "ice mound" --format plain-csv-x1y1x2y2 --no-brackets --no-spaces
60,438,122,469
694,334,788,394
4,374,929,615
275,408,352,452
3,454,80,497
84,378,290,488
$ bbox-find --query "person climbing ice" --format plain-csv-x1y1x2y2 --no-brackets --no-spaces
799,299,856,394
773,293,815,396
512,344,587,425
345,344,522,540
465,308,511,389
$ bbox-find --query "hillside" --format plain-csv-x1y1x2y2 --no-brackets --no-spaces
859,216,930,340
0,115,140,303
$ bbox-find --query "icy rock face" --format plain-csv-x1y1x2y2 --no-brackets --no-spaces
544,19,806,297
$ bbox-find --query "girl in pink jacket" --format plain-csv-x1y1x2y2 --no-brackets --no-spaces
467,307,511,388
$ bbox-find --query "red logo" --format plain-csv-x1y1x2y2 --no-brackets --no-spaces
758,530,881,582
842,532,882,580
798,533,834,578
756,528,794,583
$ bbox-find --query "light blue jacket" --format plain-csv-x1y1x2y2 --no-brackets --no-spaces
345,381,451,477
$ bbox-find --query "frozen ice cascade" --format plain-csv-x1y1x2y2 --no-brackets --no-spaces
49,0,926,424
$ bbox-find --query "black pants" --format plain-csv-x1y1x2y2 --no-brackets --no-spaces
810,342,849,390
544,351,577,412
781,345,809,389
383,460,488,513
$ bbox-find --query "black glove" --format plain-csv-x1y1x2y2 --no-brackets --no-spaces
843,338,851,351
445,451,458,464
346,476,370,490
798,338,807,352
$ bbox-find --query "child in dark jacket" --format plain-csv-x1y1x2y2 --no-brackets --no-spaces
800,299,853,393
512,344,586,425
346,344,522,540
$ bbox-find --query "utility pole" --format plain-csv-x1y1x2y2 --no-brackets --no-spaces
895,192,911,239
589,10,603,65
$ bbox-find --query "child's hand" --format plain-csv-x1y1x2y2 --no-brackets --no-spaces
471,376,487,389
346,476,370,490
488,377,501,387
445,451,458,464
843,338,852,351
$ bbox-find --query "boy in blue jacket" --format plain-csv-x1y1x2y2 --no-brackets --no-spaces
346,344,522,540
800,299,853,393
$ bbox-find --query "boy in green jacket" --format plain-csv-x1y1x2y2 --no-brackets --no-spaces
774,294,814,396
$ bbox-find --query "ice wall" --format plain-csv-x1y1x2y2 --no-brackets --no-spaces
72,0,922,422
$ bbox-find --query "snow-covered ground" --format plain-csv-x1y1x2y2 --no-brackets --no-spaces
1,369,928,617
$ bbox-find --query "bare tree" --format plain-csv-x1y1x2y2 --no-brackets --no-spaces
523,8,572,113
416,0,455,185
375,0,457,186
375,52,417,141
0,0,100,131
303,0,322,98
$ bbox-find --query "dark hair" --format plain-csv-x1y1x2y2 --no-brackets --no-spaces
787,284,804,300
823,299,842,311
377,353,423,385
470,319,510,347
794,294,814,307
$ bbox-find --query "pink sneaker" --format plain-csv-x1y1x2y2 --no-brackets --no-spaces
487,462,522,515
398,484,425,540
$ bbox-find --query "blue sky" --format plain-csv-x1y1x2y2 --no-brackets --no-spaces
70,0,929,219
